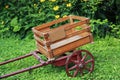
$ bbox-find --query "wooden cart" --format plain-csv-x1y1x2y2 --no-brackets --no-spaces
0,15,94,79
32,15,93,60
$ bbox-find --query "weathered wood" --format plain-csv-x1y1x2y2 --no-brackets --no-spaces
32,15,93,59
50,35,82,50
34,35,45,46
49,27,66,42
65,20,88,30
71,15,89,22
34,16,69,30
32,28,43,37
52,33,91,56
36,43,51,59
67,26,90,37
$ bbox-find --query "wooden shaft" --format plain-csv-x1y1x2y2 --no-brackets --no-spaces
0,62,50,79
0,53,32,66
32,52,45,63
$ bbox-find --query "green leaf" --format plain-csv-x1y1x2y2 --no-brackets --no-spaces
75,26,83,30
13,25,20,32
10,17,18,26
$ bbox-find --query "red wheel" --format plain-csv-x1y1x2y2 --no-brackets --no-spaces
65,50,94,77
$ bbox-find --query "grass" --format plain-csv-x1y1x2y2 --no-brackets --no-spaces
0,36,120,80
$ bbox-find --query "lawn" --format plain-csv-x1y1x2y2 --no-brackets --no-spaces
0,36,120,80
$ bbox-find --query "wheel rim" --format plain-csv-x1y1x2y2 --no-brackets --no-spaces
65,50,94,77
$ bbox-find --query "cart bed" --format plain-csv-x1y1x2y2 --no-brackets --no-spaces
32,15,93,60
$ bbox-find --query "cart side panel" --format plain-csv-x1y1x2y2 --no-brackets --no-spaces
52,34,92,56
36,43,51,59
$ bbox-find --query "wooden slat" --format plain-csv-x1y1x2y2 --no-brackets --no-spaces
32,28,43,37
71,15,89,21
36,43,50,58
39,27,50,32
34,35,45,46
89,33,94,43
80,24,89,28
49,27,66,42
34,16,70,30
53,33,91,56
43,24,90,45
67,26,90,37
50,35,82,50
65,20,88,31
69,16,74,23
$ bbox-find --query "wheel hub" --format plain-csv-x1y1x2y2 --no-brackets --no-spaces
79,63,84,68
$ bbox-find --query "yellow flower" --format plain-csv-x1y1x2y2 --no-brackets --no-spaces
66,3,72,7
5,5,9,9
55,15,60,19
34,4,37,7
63,15,67,18
40,0,45,2
53,6,59,11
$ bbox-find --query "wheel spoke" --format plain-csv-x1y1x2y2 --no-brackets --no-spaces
81,54,87,61
70,59,77,64
79,68,83,75
77,53,82,61
85,59,94,65
73,69,79,77
68,65,77,71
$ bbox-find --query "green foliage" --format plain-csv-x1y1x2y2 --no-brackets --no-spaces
90,19,110,38
75,26,83,30
0,0,120,38
0,37,120,80
73,0,103,18
110,24,120,38
0,0,76,38
10,17,21,32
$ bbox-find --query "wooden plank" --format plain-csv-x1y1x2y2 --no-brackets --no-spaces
49,27,66,42
39,27,50,33
32,28,43,37
69,16,74,23
34,35,45,46
36,43,51,59
50,35,82,50
43,25,90,45
89,33,94,43
53,34,92,56
65,20,88,30
80,24,89,28
71,15,89,21
67,26,90,37
34,16,70,30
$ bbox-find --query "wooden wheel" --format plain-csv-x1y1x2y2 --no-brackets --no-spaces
65,50,94,77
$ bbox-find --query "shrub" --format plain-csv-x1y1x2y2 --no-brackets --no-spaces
0,0,76,38
0,0,120,38
110,24,120,38
90,19,110,38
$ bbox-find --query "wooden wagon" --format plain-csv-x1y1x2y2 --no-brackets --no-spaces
0,15,94,79
32,15,93,60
